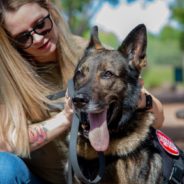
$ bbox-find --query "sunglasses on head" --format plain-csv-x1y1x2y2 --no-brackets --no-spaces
13,14,53,49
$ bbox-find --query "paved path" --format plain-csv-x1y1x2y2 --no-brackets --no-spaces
160,103,184,150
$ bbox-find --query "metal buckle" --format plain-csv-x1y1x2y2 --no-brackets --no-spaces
169,161,184,184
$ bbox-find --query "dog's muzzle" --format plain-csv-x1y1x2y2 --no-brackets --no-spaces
72,93,90,109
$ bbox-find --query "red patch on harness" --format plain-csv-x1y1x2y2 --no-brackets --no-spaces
156,130,179,156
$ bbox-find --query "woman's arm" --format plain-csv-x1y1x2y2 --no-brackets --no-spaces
28,95,73,151
137,76,164,128
149,93,165,128
138,87,164,129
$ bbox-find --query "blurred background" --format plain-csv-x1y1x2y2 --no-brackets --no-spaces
52,0,184,148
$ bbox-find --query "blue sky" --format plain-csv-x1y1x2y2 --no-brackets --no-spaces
92,0,172,40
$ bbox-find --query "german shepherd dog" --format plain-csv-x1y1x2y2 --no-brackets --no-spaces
71,24,184,184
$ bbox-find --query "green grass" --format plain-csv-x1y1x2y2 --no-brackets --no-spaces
143,34,183,89
147,37,182,67
142,65,174,89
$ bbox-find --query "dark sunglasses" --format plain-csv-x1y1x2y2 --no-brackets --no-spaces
13,14,53,49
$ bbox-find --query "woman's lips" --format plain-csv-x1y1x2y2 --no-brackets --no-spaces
38,40,50,50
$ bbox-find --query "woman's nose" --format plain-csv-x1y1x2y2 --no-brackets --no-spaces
32,33,44,44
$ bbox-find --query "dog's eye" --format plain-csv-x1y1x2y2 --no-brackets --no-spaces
101,71,114,79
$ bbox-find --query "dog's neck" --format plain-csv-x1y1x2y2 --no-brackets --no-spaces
77,112,154,159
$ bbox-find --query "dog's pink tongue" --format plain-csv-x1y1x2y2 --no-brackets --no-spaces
88,110,109,152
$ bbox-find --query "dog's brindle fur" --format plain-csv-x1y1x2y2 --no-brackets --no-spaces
72,24,163,184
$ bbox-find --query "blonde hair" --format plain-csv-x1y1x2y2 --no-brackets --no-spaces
49,2,78,87
0,0,80,157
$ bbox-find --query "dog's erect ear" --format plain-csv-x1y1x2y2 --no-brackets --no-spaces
118,24,147,71
86,26,104,50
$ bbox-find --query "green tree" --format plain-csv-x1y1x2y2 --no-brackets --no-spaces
52,0,120,35
51,0,161,36
171,0,184,82
171,0,184,50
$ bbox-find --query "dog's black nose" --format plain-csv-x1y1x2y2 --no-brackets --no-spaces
72,94,89,109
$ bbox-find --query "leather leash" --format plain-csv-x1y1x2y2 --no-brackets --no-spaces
67,80,105,184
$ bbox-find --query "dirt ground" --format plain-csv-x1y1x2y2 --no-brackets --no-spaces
160,103,184,150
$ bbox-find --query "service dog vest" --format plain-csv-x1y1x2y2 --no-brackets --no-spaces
150,128,184,184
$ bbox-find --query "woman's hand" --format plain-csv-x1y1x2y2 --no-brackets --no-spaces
137,77,165,129
62,89,74,128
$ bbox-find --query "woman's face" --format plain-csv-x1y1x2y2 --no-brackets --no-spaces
4,3,59,62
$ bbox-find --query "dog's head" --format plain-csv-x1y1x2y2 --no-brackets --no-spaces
72,24,147,152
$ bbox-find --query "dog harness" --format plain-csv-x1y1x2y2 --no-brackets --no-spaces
150,128,184,184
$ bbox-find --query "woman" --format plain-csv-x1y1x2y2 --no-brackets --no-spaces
0,0,164,183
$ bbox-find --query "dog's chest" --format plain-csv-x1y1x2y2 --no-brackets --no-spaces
76,149,162,184
76,134,163,184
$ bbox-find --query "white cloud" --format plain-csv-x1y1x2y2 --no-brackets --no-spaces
92,0,171,40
